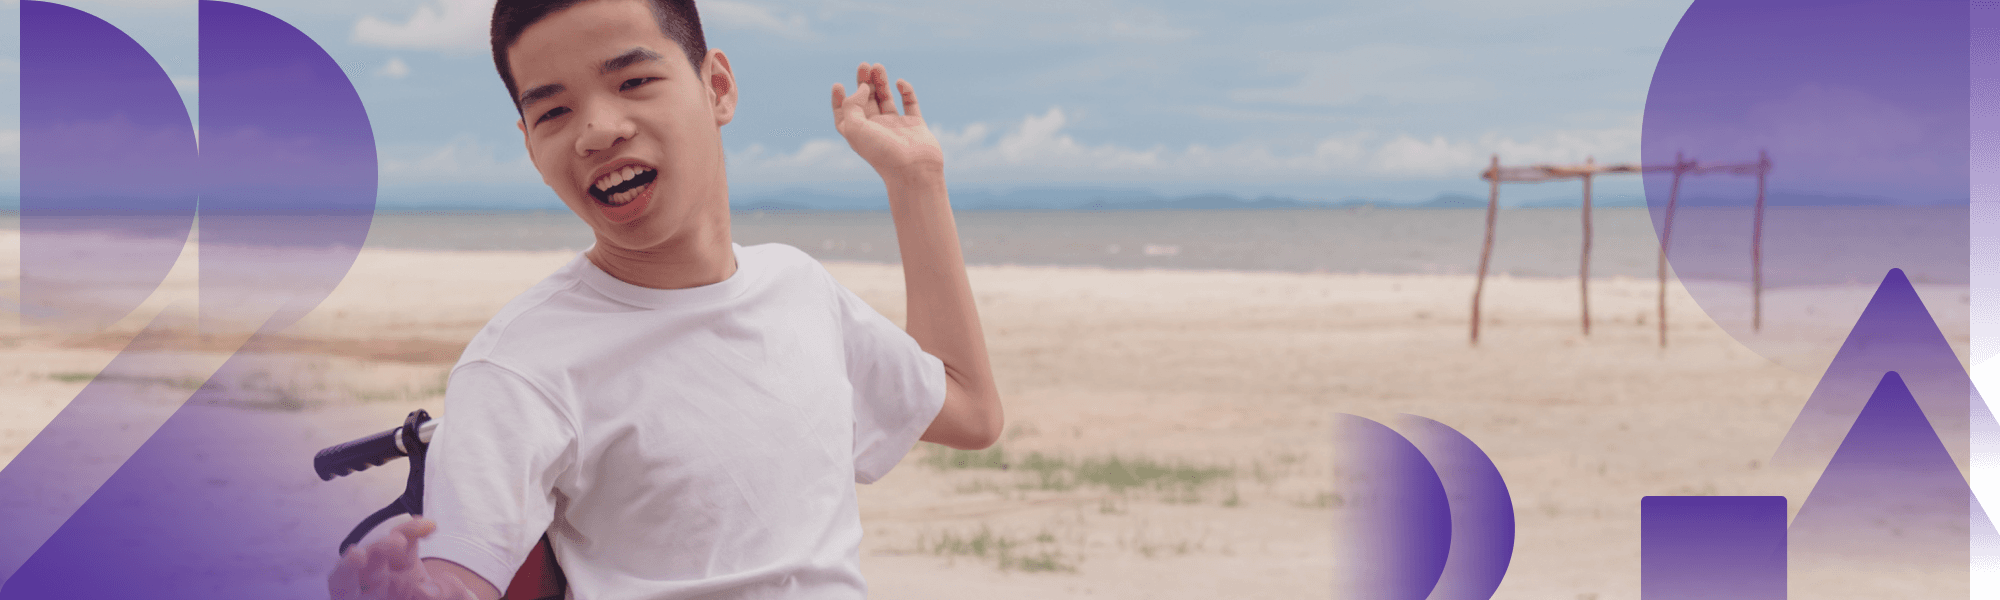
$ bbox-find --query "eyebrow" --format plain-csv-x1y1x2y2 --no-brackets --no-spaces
518,83,565,110
518,48,667,111
600,47,665,75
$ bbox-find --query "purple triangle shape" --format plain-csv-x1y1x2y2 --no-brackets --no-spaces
1789,372,1969,570
1773,269,1970,476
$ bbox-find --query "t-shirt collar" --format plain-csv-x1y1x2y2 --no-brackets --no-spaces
573,243,751,308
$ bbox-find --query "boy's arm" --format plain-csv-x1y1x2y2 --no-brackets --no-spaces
833,63,1002,450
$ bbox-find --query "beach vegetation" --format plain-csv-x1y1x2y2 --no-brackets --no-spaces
919,525,1078,573
922,445,1236,503
1297,491,1342,509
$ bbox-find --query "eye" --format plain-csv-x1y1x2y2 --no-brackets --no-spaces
535,106,570,124
620,77,658,91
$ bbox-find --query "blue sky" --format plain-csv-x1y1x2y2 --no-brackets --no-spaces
2,0,1697,207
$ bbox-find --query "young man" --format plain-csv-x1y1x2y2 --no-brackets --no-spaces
326,0,1000,597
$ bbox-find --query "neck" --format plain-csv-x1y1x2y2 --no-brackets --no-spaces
586,214,737,290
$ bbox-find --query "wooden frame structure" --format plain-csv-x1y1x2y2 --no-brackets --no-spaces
1469,151,1771,347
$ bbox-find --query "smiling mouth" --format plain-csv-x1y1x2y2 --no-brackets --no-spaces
590,166,659,206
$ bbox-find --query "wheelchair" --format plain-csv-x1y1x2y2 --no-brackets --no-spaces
316,410,566,600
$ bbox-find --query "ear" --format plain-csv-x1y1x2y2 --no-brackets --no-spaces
517,118,536,161
703,49,737,126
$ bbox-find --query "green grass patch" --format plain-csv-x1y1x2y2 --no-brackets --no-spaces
48,372,94,383
921,525,1078,573
924,445,1008,470
924,445,1237,504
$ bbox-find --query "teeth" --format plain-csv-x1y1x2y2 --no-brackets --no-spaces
602,178,647,206
595,166,651,192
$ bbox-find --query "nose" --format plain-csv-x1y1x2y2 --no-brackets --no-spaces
574,105,637,157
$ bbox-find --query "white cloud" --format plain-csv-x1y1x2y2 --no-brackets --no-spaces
378,135,539,184
378,57,411,79
702,0,813,39
1369,127,1640,177
352,0,493,55
728,107,1640,185
170,75,197,95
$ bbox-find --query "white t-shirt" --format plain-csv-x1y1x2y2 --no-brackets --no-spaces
419,243,946,599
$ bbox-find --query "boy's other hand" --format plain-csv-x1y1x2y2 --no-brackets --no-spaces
329,518,489,600
832,63,944,181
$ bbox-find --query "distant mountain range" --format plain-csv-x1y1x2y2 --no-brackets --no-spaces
731,188,1957,211
0,189,1954,213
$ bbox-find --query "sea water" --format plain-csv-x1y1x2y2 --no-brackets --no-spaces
352,207,1966,286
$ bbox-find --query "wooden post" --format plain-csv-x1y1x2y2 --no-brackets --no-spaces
1659,152,1686,348
1472,154,1501,345
1580,156,1594,336
1752,149,1768,332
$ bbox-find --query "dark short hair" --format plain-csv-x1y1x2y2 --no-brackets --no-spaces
491,0,707,114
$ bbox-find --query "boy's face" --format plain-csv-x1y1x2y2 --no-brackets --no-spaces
507,0,734,253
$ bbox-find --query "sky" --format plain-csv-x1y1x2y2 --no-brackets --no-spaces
0,0,1698,208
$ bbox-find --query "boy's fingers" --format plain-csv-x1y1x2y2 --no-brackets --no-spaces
382,518,436,571
397,517,439,539
898,79,920,118
329,546,366,599
831,83,845,112
856,82,879,117
871,64,894,114
364,535,401,579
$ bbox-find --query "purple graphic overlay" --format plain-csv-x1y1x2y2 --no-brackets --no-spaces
1773,269,1972,473
1789,372,1969,581
1,357,362,598
198,0,375,334
1333,415,1450,600
1960,0,1992,596
0,318,219,583
0,3,377,596
1644,0,1967,361
1639,496,1786,600
19,0,198,333
1393,415,1514,600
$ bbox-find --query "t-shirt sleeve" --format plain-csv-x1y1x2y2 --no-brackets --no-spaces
418,360,576,592
832,276,947,484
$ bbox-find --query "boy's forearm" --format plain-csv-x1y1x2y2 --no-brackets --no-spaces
880,168,1001,436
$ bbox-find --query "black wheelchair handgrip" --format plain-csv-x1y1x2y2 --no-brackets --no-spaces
314,426,406,481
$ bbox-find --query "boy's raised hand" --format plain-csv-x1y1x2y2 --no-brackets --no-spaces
328,518,484,600
832,63,944,179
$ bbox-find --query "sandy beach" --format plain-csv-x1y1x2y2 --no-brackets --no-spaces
0,229,1973,599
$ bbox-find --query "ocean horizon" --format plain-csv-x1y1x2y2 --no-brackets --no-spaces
3,206,1966,286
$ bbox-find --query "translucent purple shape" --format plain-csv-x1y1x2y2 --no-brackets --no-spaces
19,0,199,333
1640,496,1786,600
1644,0,1967,362
1395,415,1514,600
1773,269,1971,472
1334,414,1452,600
1789,372,1970,571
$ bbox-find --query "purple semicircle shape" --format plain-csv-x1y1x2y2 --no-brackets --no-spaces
0,3,378,598
1334,414,1451,600
198,0,376,335
1394,415,1514,600
19,0,199,333
1643,0,1967,367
